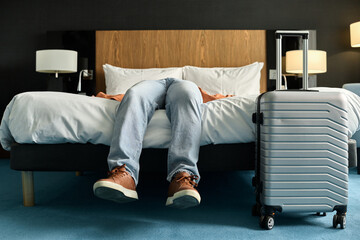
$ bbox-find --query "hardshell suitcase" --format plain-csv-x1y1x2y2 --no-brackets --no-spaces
252,31,349,230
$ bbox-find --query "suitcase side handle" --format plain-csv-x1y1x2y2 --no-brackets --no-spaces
275,30,309,90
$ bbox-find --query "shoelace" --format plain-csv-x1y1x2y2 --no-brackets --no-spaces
107,164,128,178
176,175,199,188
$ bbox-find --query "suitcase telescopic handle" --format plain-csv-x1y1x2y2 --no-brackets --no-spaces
275,30,309,90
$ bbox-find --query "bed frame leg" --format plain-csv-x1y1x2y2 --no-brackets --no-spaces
21,171,35,207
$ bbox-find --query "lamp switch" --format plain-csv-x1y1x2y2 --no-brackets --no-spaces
269,69,277,80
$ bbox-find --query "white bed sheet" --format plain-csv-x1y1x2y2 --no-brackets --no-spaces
1,87,360,151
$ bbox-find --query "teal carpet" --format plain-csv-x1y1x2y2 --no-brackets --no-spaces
0,159,360,240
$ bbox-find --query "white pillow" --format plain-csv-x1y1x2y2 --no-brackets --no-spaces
183,62,264,96
103,64,183,95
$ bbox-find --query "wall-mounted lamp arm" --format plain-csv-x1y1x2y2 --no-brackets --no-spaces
77,70,93,92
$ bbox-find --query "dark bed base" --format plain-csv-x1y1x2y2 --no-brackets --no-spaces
10,142,255,206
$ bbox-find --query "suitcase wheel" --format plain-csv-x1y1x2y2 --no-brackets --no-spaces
333,215,338,228
333,214,346,229
340,215,346,229
260,215,274,230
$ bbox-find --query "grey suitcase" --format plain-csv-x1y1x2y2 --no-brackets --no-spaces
252,30,348,230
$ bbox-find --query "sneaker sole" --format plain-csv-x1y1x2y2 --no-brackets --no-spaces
93,181,138,203
166,189,201,209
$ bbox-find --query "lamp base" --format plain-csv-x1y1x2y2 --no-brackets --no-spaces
47,76,64,91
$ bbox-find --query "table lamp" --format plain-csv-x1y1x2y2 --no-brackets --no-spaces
36,49,78,78
350,21,360,48
286,50,327,75
281,50,326,90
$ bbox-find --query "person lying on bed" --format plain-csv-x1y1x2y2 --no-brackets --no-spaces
93,78,204,209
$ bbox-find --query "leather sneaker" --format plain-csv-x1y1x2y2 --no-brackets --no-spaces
166,172,201,209
93,164,138,203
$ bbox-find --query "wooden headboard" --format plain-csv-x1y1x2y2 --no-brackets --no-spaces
95,30,267,93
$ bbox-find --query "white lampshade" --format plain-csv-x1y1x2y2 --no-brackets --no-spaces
36,50,78,77
286,50,327,74
350,21,360,47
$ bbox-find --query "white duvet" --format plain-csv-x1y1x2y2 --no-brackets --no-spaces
1,87,360,151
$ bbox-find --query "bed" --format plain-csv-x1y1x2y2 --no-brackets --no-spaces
2,30,360,207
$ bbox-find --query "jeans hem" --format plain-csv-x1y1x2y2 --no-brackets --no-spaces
167,169,198,183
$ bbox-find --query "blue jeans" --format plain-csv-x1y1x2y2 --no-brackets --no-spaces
107,78,203,185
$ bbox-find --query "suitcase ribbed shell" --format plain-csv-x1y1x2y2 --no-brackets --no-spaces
259,91,348,212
